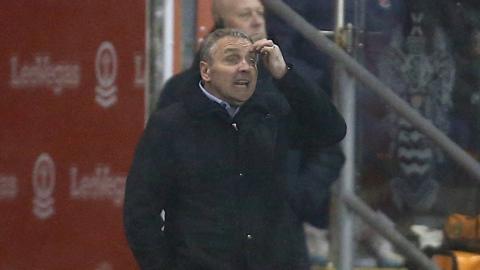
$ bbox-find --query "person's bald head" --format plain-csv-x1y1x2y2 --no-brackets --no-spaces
211,0,267,41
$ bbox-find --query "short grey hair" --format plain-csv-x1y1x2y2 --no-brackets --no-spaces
199,28,253,63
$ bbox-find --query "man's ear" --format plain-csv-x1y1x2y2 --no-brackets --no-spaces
200,61,211,82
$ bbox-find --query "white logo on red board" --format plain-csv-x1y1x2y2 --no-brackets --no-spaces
70,164,126,207
10,55,81,95
32,153,56,220
0,174,18,200
95,41,118,108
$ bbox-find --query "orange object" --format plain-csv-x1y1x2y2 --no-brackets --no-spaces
433,250,480,270
444,214,480,242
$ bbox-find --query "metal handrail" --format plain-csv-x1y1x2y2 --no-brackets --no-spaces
258,1,480,270
342,193,439,270
261,0,480,183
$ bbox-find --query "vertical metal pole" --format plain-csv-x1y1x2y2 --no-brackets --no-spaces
333,0,356,269
180,0,197,69
145,0,153,123
335,0,345,31
163,0,175,83
147,0,175,116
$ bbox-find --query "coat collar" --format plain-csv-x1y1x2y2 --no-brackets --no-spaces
183,80,273,122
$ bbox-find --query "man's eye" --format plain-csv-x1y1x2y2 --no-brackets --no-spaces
239,12,251,18
225,55,240,64
249,57,257,66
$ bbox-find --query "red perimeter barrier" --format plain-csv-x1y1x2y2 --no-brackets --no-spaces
0,1,146,269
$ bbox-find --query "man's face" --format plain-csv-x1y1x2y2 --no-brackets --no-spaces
200,36,258,106
219,0,266,41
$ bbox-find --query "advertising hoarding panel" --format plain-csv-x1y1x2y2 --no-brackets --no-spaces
0,1,146,269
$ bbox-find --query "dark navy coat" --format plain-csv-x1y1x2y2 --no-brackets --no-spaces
158,60,346,229
124,68,346,269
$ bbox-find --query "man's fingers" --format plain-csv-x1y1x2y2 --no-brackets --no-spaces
260,44,277,55
251,39,275,53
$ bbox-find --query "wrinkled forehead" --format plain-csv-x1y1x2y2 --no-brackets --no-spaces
211,36,253,57
217,0,264,14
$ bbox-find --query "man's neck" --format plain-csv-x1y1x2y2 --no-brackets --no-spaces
198,81,239,117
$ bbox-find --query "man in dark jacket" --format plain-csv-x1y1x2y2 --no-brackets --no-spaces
124,28,346,269
157,0,345,230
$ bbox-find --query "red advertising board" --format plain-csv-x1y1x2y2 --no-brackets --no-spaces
0,1,146,269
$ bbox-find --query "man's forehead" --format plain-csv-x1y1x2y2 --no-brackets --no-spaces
217,0,263,12
216,37,252,53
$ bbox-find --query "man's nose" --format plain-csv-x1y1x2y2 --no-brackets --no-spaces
238,59,252,72
251,13,264,26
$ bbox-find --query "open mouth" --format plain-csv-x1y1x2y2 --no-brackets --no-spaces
234,80,250,88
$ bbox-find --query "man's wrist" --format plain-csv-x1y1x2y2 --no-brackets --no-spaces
274,62,291,79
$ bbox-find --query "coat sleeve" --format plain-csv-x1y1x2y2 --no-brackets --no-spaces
287,144,345,228
123,113,173,270
274,65,347,148
274,66,346,228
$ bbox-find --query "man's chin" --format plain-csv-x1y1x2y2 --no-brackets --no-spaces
232,96,252,107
